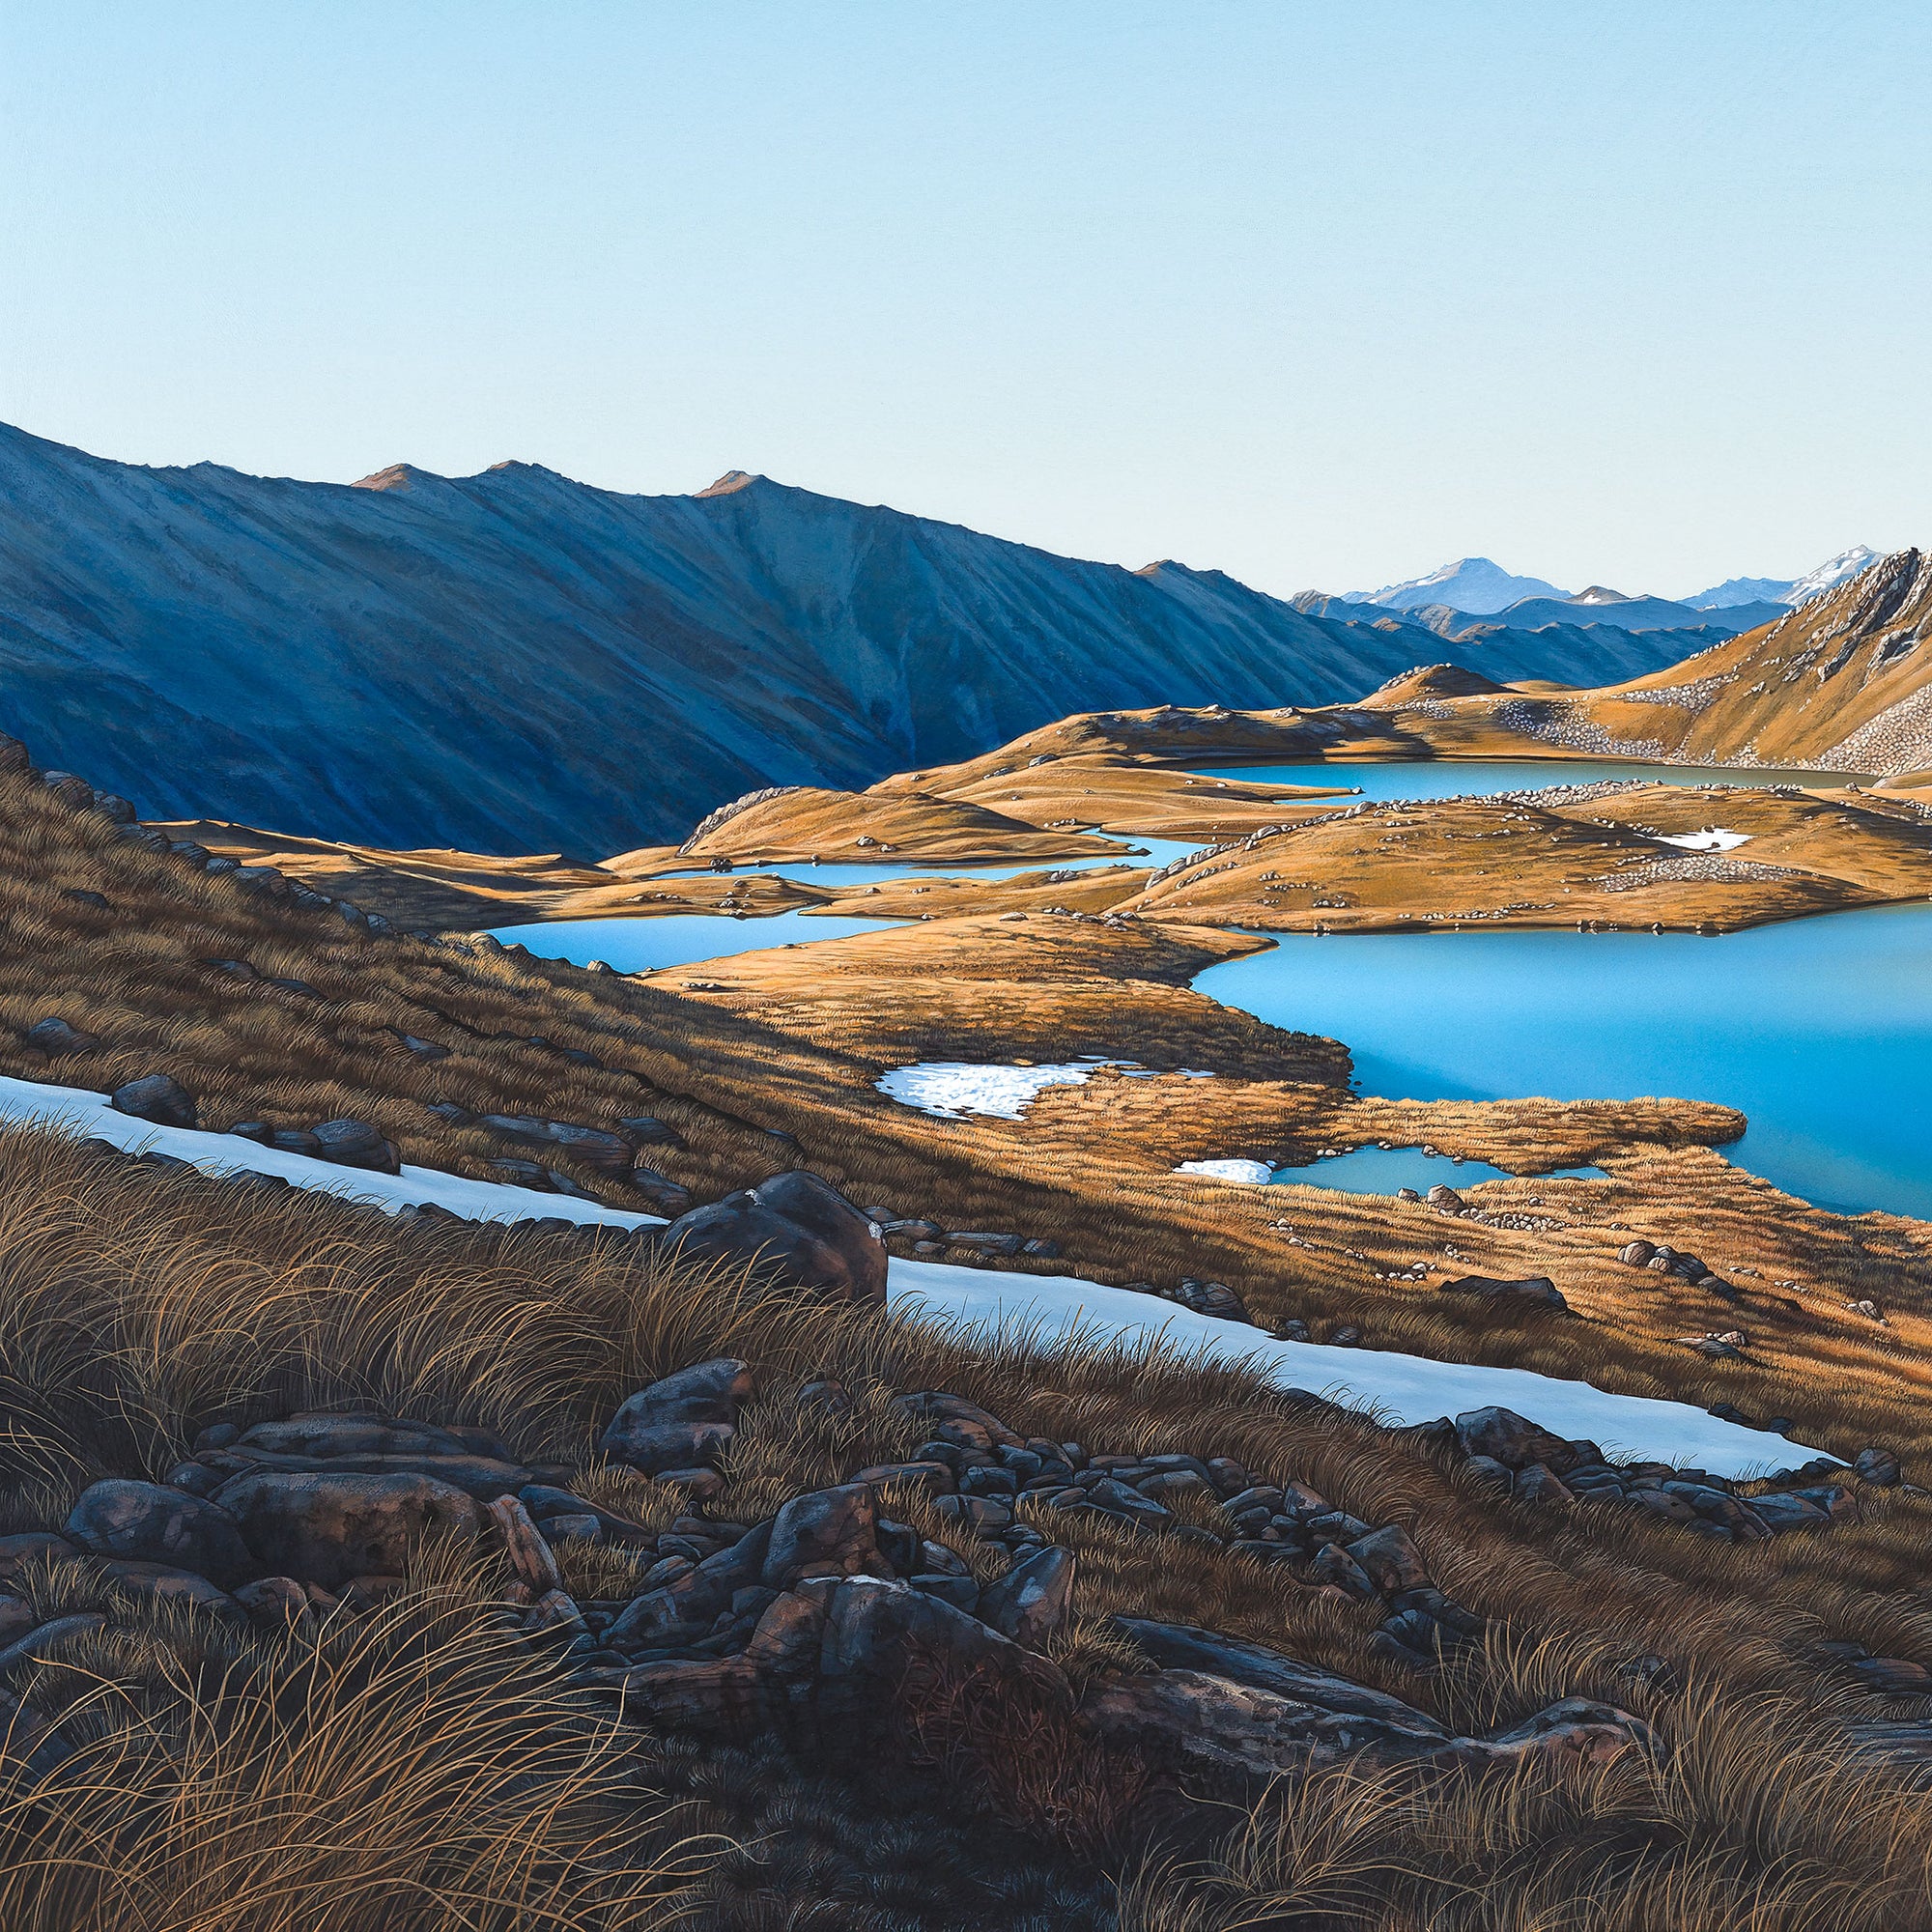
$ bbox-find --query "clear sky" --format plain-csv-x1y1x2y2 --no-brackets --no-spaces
2,2,1926,600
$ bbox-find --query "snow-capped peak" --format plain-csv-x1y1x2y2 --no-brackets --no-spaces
1351,557,1569,616
1783,546,1880,606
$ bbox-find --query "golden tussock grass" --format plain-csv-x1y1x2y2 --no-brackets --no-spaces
0,1548,713,1932
1119,1685,1932,1932
2,1122,1931,1924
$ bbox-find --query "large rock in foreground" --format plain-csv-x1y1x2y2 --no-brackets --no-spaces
211,1470,482,1590
658,1171,886,1305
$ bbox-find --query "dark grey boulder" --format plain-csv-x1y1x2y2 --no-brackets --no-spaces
659,1171,886,1305
211,1469,482,1590
41,771,97,811
948,1232,1023,1258
1086,1667,1651,1791
1453,1406,1579,1473
603,1573,1049,1738
1345,1524,1428,1594
1855,1657,1932,1696
66,1480,255,1589
761,1484,886,1589
309,1120,402,1175
600,1357,753,1474
628,1169,693,1215
233,1576,313,1626
1747,1492,1832,1534
606,1520,775,1647
1113,1619,1453,1729
235,1415,484,1462
1856,1447,1902,1487
977,1545,1074,1645
0,1614,108,1675
1307,1542,1376,1598
1512,1463,1575,1506
22,1016,98,1055
911,1573,980,1609
895,1391,1024,1454
109,1074,197,1130
480,1115,635,1179
1440,1275,1569,1316
811,1574,1048,1718
0,1532,76,1583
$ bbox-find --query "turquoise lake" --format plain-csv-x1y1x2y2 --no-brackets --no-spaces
1268,1146,1607,1194
493,759,1930,1220
491,912,900,973
1196,906,1932,1219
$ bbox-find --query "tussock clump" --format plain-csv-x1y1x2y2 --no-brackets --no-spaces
0,1550,714,1932
716,1376,920,1523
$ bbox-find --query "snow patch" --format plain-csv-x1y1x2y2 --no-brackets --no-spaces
878,1060,1212,1121
0,1075,662,1231
0,1072,1835,1477
886,1266,1834,1481
1175,1158,1273,1184
1655,827,1750,852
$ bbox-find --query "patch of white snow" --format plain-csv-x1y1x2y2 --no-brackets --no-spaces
1655,827,1750,852
0,1072,1836,1479
1175,1158,1273,1183
0,1075,662,1231
877,1060,1212,1121
885,1265,1833,1480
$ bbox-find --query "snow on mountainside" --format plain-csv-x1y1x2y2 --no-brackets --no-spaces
1685,548,1880,611
1426,550,1932,779
0,425,1704,855
1353,556,1568,614
1783,546,1882,606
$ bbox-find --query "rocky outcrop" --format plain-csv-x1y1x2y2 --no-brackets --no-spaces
3,1367,1684,1817
212,1471,483,1591
1439,1274,1569,1317
308,1119,402,1175
1443,1406,1850,1540
66,1480,256,1589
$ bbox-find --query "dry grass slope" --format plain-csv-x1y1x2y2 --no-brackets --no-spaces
3,1133,1932,1926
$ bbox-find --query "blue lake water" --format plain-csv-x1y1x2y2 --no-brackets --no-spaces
490,911,901,973
1194,905,1932,1219
492,757,1927,1220
1268,1146,1607,1194
1192,758,1861,802
655,837,1201,888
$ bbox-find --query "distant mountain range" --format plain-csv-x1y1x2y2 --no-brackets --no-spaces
1346,549,1881,634
1353,558,1567,614
0,424,1721,856
1361,550,1932,780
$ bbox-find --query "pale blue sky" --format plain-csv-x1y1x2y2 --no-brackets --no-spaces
2,3,1925,598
